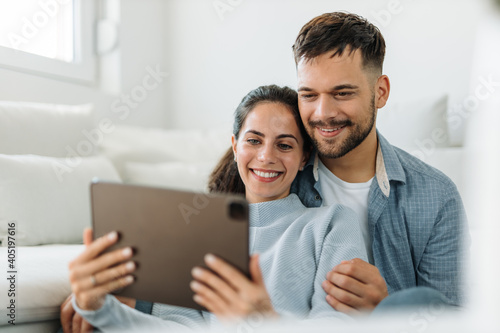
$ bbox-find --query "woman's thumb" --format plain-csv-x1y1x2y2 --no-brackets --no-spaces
250,254,264,285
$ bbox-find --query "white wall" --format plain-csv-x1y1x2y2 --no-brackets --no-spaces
0,0,170,128
0,0,491,136
163,0,488,136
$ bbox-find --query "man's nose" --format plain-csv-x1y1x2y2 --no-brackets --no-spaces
315,95,339,119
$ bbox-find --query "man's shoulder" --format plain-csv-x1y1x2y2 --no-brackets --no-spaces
388,144,458,194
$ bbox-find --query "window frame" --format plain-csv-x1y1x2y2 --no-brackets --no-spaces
0,0,96,84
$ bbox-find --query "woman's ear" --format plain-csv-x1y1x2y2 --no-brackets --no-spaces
231,135,237,160
300,150,310,171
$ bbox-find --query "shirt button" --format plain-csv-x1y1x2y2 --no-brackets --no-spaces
315,195,320,200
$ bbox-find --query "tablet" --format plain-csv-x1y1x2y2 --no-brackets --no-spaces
90,181,249,310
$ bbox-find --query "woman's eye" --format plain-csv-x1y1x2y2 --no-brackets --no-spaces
247,138,260,145
278,143,293,150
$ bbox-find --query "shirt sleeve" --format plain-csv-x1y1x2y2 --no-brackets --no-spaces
416,184,469,305
135,300,153,314
72,294,207,331
307,205,369,320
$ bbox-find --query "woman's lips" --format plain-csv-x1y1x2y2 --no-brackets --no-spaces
250,169,283,182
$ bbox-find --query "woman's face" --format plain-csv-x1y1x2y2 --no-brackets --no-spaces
232,102,307,204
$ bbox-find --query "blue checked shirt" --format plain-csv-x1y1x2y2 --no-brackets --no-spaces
291,132,468,305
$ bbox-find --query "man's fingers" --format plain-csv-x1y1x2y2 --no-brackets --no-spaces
60,295,75,333
72,312,82,333
322,280,363,309
332,258,378,284
81,318,94,333
326,271,364,298
325,294,360,315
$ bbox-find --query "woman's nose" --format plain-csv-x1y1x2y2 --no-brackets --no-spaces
257,144,276,163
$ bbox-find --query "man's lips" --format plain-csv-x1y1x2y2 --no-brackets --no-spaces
316,125,346,138
250,169,283,182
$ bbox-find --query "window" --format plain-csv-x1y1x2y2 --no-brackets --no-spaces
0,0,95,83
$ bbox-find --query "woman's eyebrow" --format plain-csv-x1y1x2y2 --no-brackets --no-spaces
245,130,299,143
245,129,265,137
277,134,299,143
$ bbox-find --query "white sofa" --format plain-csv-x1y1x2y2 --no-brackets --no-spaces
0,97,469,332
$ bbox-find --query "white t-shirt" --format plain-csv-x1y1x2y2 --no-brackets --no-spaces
318,159,374,264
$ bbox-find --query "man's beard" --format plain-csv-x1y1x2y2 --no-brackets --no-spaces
307,96,376,159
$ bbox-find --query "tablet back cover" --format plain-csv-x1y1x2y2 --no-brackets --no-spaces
91,181,249,310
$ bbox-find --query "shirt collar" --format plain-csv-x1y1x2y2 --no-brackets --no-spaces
305,130,406,198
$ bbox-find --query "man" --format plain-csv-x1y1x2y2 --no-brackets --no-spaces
291,12,468,314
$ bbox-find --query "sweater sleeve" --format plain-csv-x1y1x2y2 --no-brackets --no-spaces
307,205,369,320
72,295,207,331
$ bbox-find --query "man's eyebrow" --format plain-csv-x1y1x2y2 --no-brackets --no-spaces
298,86,314,92
298,84,359,92
333,84,359,90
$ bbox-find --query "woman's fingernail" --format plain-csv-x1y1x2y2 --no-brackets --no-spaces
125,275,134,283
192,267,203,278
190,280,200,291
122,247,132,257
108,231,118,241
205,254,216,264
125,261,135,271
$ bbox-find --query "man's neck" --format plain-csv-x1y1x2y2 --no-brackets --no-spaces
320,129,378,183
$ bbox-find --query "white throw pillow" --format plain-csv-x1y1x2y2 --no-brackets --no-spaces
0,154,121,246
0,101,97,157
101,125,232,164
123,161,216,192
376,95,449,151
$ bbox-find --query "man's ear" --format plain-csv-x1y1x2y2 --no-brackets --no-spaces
375,75,390,109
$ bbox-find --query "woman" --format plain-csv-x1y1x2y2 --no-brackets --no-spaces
67,85,367,331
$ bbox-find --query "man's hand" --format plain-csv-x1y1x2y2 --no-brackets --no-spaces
60,294,94,333
321,258,388,315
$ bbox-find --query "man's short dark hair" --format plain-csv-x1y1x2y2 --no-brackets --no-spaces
292,12,386,74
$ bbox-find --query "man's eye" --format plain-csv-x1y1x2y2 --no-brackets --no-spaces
300,94,315,100
336,91,353,97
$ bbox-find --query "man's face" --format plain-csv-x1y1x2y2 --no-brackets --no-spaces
297,49,378,159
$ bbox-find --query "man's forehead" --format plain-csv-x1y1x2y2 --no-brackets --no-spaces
297,48,362,68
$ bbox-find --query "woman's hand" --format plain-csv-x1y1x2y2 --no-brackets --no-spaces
68,228,136,311
190,254,277,321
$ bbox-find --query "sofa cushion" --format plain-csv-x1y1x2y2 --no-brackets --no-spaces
123,161,216,192
0,101,96,157
376,94,450,150
0,154,121,246
0,244,84,325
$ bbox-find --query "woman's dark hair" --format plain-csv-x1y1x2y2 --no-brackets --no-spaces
208,85,311,194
